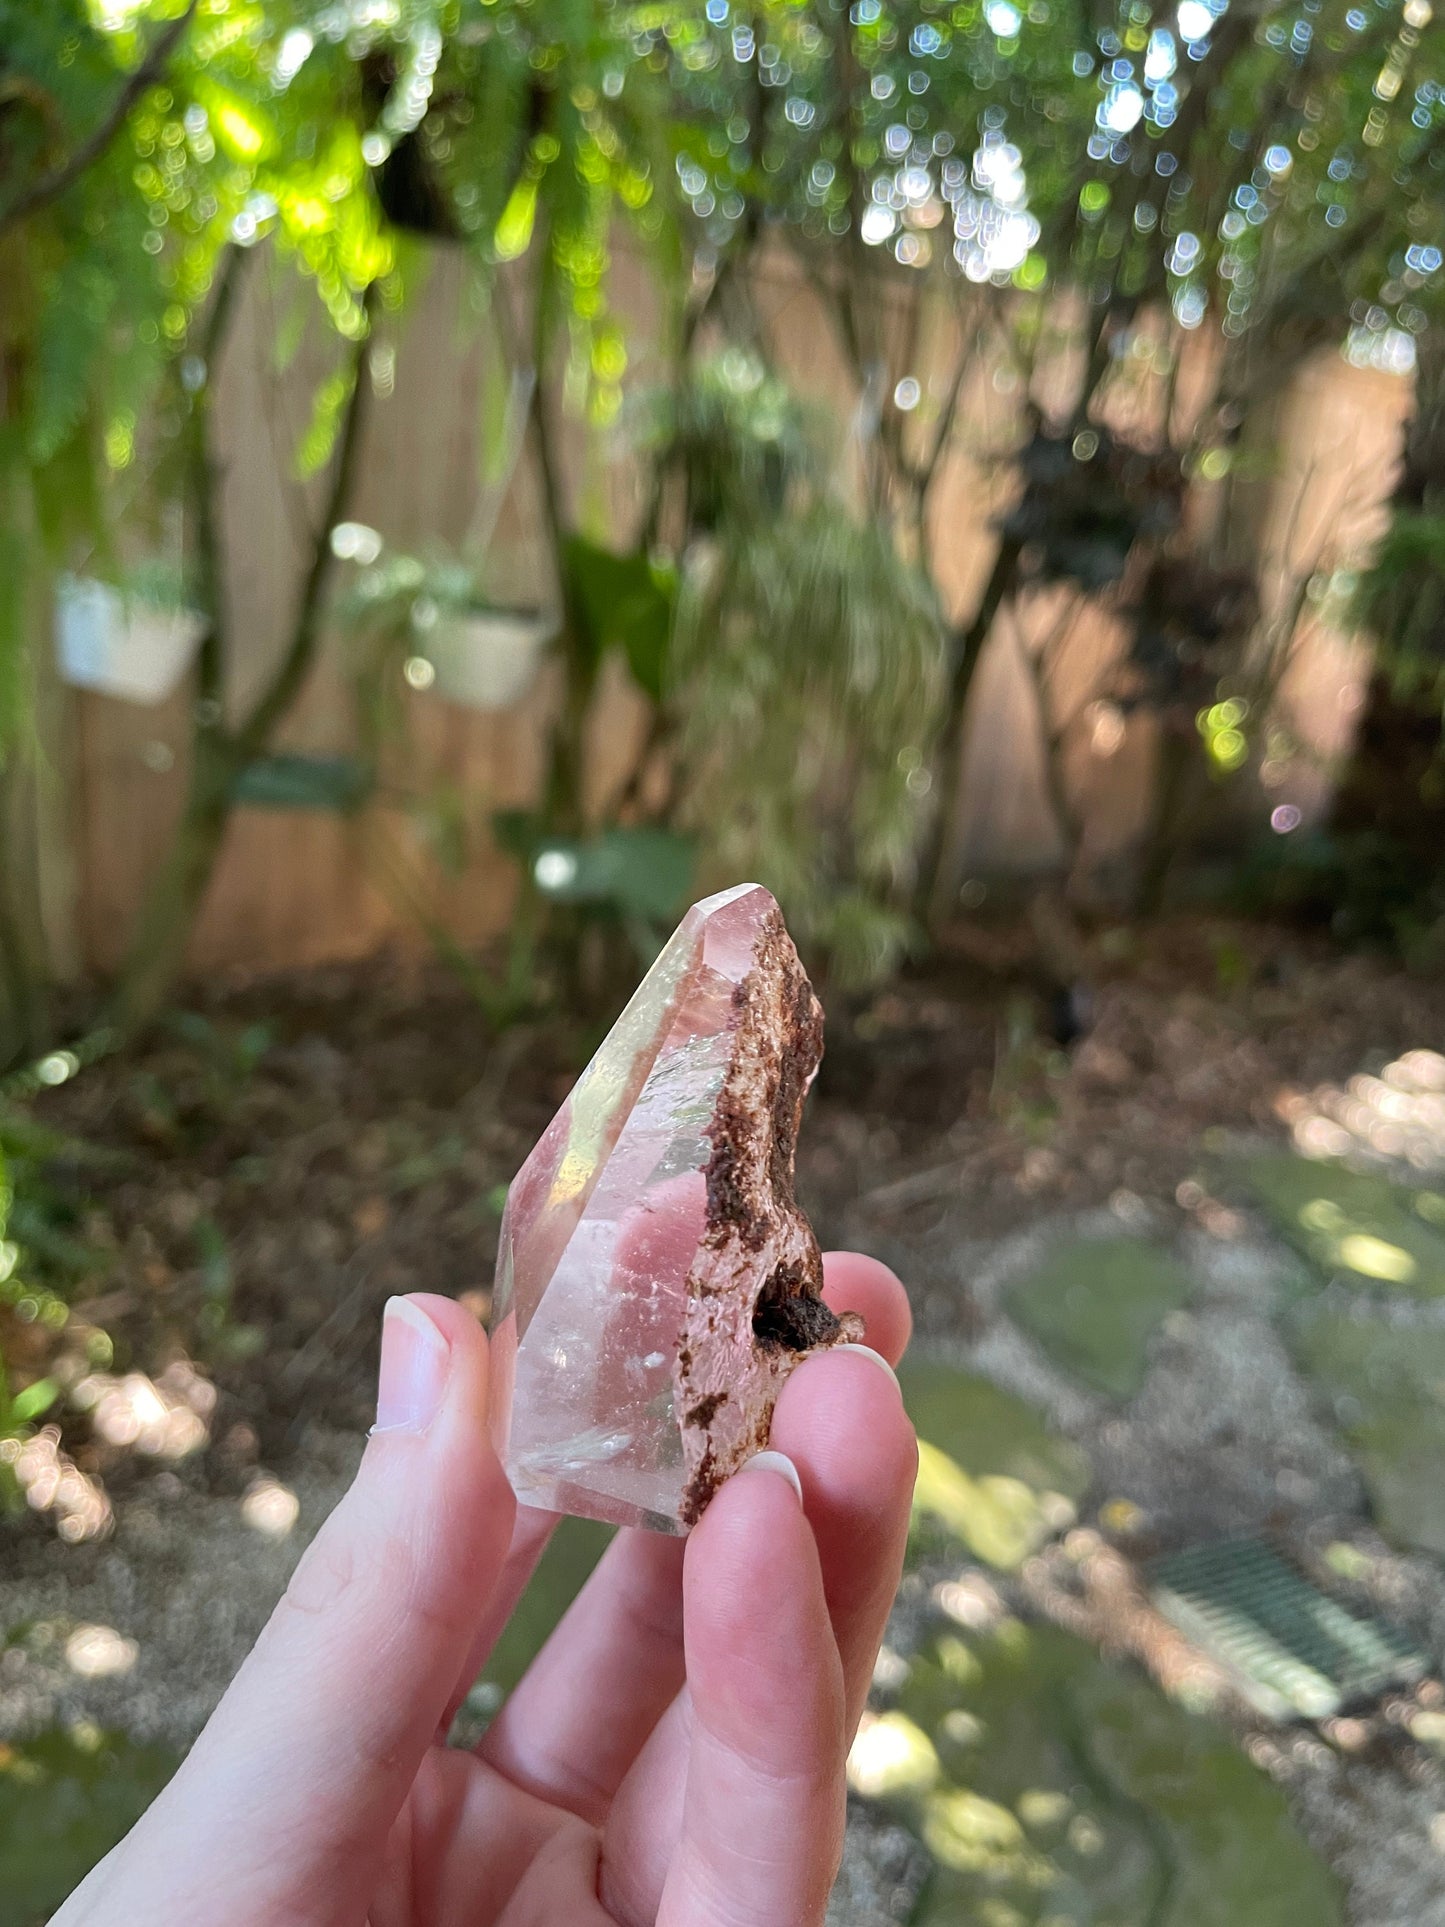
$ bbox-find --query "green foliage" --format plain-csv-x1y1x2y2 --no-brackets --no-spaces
1234,825,1445,959
494,813,695,945
470,1516,613,1702
0,0,396,790
0,1112,99,1488
230,753,373,812
295,362,362,477
341,547,490,631
3,0,1444,1018
671,408,944,982
0,1723,178,1924
644,352,821,535
1353,511,1445,697
619,345,948,986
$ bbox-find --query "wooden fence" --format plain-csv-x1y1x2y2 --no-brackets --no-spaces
47,242,1410,981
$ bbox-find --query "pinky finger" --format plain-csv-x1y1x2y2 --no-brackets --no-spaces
655,1456,847,1927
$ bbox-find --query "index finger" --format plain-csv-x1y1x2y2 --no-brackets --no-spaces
600,1281,916,1923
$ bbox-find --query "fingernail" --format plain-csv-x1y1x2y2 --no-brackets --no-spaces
374,1297,451,1435
837,1342,900,1390
736,1449,804,1506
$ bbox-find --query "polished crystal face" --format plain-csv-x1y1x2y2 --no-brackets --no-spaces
488,882,845,1534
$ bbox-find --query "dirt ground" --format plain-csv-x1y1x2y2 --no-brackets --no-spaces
7,914,1445,1923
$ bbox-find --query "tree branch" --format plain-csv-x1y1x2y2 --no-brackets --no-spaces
0,0,200,235
234,289,377,759
188,247,247,710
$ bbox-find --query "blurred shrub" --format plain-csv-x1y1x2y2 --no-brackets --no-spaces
1230,828,1445,966
1352,512,1445,698
0,1107,114,1534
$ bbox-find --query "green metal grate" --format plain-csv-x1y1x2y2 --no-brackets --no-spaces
1150,1536,1426,1721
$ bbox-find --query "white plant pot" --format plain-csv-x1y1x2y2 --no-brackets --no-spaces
424,608,555,711
55,575,206,706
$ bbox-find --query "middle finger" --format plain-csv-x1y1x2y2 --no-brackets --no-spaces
600,1339,916,1916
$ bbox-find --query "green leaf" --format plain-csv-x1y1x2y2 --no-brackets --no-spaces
295,366,358,479
11,1377,60,1424
562,536,676,699
490,807,542,864
494,176,539,262
410,784,471,877
532,826,694,923
195,1216,231,1301
192,80,278,164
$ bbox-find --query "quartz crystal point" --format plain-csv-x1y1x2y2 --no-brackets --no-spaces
489,883,860,1534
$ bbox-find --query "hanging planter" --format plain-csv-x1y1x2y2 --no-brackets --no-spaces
339,548,558,713
54,573,206,706
417,604,556,711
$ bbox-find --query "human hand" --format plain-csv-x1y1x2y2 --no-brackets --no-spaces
55,1253,916,1927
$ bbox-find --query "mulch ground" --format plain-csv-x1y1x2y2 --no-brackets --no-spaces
16,912,1445,1519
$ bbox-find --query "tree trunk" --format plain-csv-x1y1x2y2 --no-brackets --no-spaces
919,530,1024,928
0,558,79,1069
104,271,372,1038
0,762,48,1068
1133,717,1198,917
103,736,237,1037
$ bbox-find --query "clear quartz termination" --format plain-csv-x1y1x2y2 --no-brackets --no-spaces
489,883,858,1534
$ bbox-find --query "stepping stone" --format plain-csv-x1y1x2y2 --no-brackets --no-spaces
1291,1310,1445,1557
1239,1153,1445,1296
870,1620,1341,1925
1005,1236,1192,1398
1151,1537,1425,1720
900,1361,1090,1571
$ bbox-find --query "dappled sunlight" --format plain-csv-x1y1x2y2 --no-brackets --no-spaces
65,1625,139,1681
1334,1231,1418,1284
72,1358,215,1460
902,1363,1090,1581
1241,1151,1445,1296
1279,1049,1445,1171
934,1571,1007,1633
913,1438,1077,1572
847,1711,942,1800
1,1428,111,1543
240,1475,300,1539
856,1614,1341,1924
921,1786,1044,1881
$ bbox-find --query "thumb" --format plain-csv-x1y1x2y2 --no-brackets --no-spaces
58,1293,516,1927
